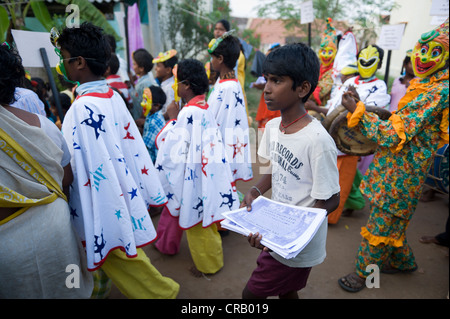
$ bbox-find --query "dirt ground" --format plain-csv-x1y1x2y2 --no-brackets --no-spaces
109,142,449,300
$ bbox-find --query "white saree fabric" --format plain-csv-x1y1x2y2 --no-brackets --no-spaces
61,87,167,270
155,96,240,229
0,107,93,298
207,79,253,182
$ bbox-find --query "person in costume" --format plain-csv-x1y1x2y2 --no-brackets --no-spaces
207,32,253,183
154,58,240,276
152,49,178,120
310,18,338,107
331,27,358,88
213,19,252,125
56,22,179,299
324,44,391,225
0,43,93,298
338,19,449,292
240,43,340,299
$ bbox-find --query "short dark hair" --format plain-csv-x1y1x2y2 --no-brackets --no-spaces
105,34,116,52
216,19,230,32
177,59,209,96
58,22,111,77
161,56,178,69
358,44,384,68
263,43,320,102
49,93,72,112
0,44,25,105
149,85,167,107
108,53,120,75
211,35,240,69
401,55,411,75
133,49,154,73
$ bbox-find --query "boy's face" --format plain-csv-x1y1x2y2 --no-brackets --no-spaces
177,80,189,101
263,73,307,111
155,62,172,81
132,57,144,77
150,103,162,115
210,54,223,74
59,48,78,82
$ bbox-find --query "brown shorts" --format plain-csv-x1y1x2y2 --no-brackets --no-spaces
246,250,312,297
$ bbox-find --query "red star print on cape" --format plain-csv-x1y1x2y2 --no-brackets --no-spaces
228,137,247,158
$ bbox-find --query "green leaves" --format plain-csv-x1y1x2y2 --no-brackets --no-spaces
30,0,53,31
0,5,9,43
55,0,120,40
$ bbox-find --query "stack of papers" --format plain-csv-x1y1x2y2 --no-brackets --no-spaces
220,196,326,259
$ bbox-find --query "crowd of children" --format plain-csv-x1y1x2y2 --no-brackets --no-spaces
0,15,448,300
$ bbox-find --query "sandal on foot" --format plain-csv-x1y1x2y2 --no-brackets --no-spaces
338,273,365,293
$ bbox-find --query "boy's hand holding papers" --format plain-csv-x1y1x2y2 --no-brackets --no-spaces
220,196,327,259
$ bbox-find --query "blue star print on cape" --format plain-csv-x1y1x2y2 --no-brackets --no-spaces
81,105,106,139
155,95,240,229
207,79,253,182
61,86,167,270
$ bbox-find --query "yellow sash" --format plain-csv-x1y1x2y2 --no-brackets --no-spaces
0,127,67,225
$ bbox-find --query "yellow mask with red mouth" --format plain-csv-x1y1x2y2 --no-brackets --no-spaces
412,36,449,78
412,19,449,78
319,18,337,67
358,45,380,79
319,46,336,67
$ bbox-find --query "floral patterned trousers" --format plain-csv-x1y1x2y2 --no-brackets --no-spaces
355,204,418,278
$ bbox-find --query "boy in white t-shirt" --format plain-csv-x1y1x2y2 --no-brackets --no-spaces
152,49,178,120
240,43,340,299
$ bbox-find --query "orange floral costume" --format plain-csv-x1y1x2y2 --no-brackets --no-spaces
347,67,448,277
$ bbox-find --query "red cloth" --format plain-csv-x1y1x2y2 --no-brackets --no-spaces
312,64,333,105
246,250,312,297
154,206,183,255
255,93,280,128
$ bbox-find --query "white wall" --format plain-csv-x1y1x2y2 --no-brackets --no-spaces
387,0,448,78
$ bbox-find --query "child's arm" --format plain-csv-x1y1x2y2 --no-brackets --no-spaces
241,174,272,252
313,192,340,216
240,173,271,211
245,192,339,252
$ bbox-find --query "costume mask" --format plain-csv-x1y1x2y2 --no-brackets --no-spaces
172,64,180,103
319,46,337,67
50,27,79,85
412,19,449,78
141,88,152,117
319,18,337,67
358,45,380,79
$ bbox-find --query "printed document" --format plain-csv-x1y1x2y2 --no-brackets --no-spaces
221,196,326,258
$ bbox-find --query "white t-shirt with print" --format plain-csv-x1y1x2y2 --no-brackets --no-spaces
258,117,340,267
